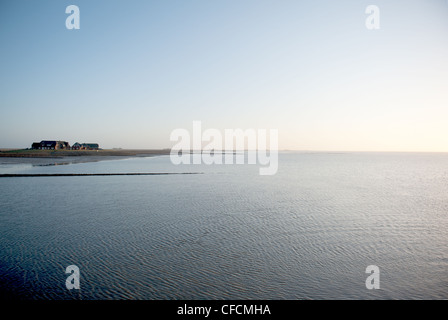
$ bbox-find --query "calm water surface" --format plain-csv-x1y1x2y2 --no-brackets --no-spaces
0,152,447,299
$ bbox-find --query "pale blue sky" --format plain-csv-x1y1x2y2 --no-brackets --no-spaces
1,0,447,151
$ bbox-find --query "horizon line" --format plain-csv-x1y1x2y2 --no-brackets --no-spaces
1,147,448,154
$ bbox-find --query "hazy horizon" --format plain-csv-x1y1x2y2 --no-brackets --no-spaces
4,146,448,154
1,0,447,152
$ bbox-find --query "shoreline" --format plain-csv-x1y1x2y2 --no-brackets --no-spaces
0,149,171,166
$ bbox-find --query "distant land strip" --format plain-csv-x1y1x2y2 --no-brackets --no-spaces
0,149,172,158
0,173,203,178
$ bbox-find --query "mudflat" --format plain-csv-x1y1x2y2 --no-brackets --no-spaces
0,149,171,166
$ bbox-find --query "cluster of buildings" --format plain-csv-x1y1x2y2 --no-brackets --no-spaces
31,140,100,151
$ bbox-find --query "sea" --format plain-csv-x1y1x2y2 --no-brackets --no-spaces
0,152,447,300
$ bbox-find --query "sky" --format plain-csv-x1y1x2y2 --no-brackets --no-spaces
1,0,448,151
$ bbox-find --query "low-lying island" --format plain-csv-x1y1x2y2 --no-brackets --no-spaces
0,149,171,166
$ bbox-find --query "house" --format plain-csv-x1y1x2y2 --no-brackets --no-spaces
58,141,70,150
71,142,100,150
71,142,82,150
30,140,99,150
31,140,70,150
82,143,100,150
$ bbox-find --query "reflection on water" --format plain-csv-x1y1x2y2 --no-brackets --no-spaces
33,162,72,167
